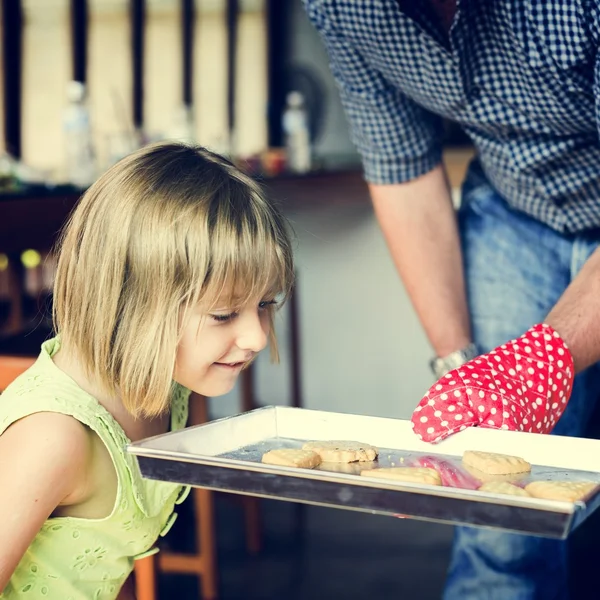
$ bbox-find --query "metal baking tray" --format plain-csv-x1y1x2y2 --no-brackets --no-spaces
127,406,600,539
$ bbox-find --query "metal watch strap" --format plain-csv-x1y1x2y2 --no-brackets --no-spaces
429,343,479,379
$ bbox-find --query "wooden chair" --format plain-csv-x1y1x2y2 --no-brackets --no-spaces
0,355,35,390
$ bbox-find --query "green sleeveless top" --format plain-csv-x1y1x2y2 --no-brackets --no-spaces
0,337,191,600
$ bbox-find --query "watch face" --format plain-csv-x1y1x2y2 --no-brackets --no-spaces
430,359,446,378
430,345,478,379
449,353,462,369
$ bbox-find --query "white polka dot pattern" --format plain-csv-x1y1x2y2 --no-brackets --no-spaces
411,324,574,443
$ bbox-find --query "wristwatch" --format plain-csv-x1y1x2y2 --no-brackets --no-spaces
430,343,479,379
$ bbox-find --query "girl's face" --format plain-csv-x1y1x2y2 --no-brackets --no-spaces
173,293,274,397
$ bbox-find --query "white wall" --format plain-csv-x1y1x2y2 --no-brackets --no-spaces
209,203,434,423
285,0,357,159
208,0,434,423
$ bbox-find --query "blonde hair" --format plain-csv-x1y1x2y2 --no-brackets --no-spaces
53,142,294,417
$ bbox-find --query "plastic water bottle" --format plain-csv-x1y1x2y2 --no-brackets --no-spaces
63,80,96,187
282,91,311,173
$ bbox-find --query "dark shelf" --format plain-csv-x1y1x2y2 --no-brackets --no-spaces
0,167,369,254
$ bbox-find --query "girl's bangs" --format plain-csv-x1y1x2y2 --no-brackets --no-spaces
200,219,293,310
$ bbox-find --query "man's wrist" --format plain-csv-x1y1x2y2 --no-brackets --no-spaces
430,343,479,378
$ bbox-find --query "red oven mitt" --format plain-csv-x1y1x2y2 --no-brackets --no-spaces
411,324,574,443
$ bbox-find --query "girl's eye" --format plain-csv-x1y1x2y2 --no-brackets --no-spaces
210,300,277,323
259,300,278,310
211,312,237,323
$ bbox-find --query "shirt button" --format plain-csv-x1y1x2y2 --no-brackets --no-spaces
159,512,178,537
175,486,192,505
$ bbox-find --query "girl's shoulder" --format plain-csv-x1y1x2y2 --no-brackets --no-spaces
0,409,93,504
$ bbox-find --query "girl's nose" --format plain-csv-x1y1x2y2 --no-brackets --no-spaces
236,311,269,353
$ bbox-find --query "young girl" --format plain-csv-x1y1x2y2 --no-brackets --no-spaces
0,142,294,599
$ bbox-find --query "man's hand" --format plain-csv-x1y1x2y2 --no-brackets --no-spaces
411,324,574,443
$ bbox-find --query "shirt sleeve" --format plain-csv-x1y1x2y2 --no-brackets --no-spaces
304,0,444,184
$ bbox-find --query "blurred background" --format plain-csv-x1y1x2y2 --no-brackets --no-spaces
0,0,474,423
0,2,493,599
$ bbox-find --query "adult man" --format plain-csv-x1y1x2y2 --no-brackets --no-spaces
304,1,600,598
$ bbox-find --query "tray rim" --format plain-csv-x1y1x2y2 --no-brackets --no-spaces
127,405,587,515
135,454,578,538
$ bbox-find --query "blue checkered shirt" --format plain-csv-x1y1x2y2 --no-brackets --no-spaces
304,0,600,233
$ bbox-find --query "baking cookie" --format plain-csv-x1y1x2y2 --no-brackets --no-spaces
524,480,597,503
302,440,378,463
462,462,524,484
261,448,321,469
318,461,377,475
360,467,442,486
463,450,531,476
478,481,531,497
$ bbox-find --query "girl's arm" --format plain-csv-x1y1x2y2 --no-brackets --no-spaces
0,412,92,591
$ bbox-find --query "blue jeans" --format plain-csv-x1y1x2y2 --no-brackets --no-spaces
443,164,600,600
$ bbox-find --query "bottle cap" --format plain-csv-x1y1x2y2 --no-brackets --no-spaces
286,91,304,107
66,80,86,102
